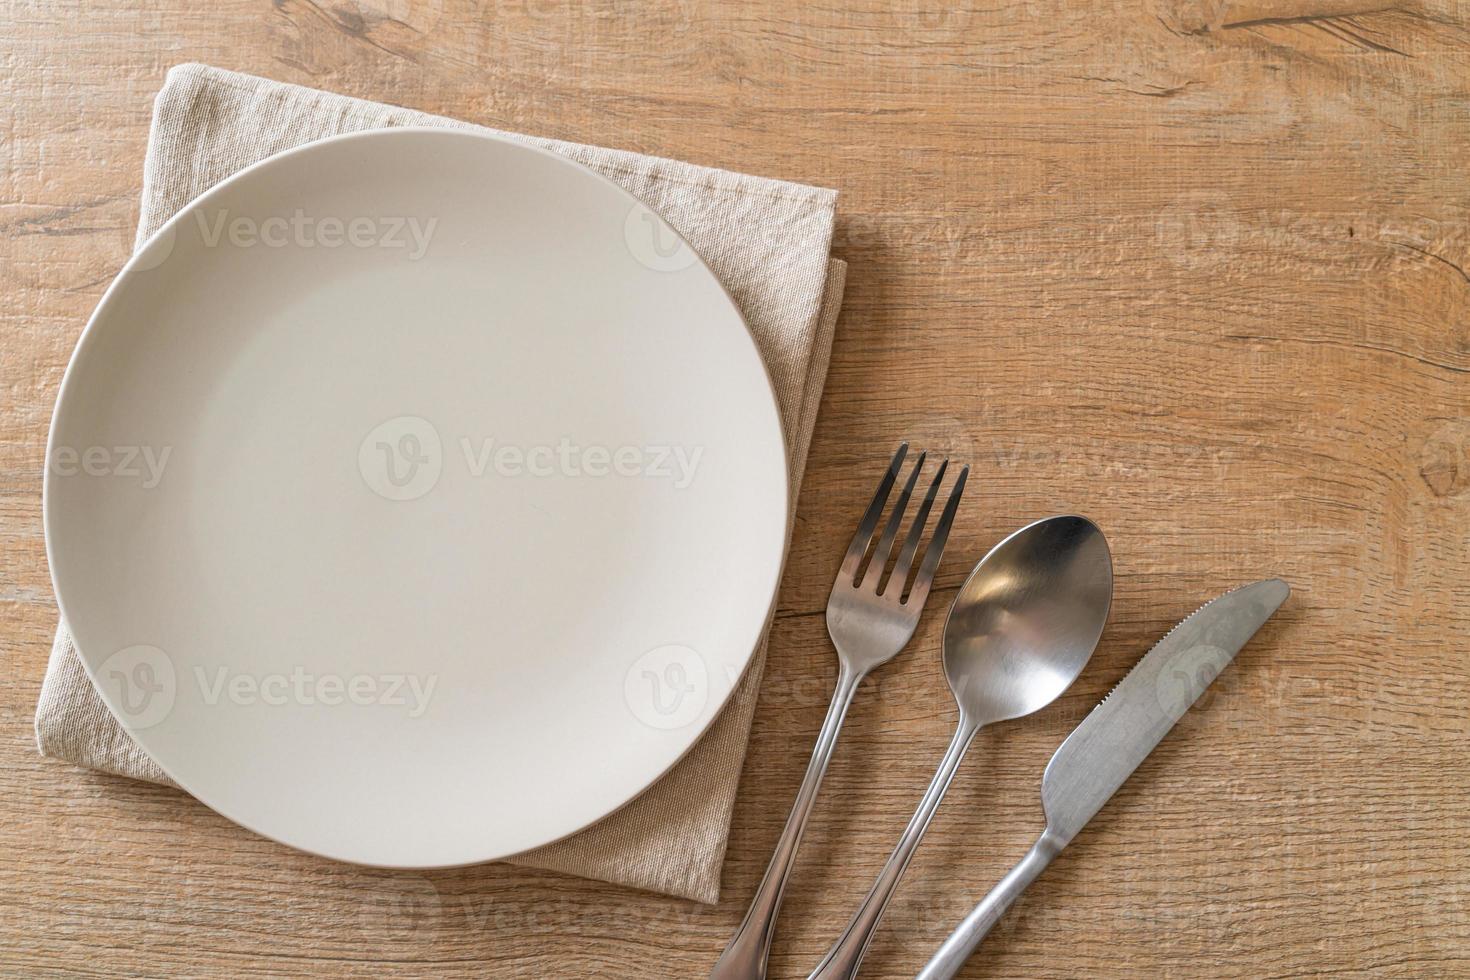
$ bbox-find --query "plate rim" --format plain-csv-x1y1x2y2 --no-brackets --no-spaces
43,125,792,867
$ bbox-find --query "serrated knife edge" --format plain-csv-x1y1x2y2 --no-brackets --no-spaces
1040,577,1289,842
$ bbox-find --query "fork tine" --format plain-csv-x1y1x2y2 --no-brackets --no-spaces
883,458,948,595
860,451,927,588
903,465,969,607
839,444,908,581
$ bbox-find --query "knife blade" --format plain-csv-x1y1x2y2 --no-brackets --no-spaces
916,578,1289,980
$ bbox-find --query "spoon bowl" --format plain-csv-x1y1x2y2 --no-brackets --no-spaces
943,515,1113,726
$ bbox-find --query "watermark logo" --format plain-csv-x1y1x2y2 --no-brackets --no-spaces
623,203,698,272
1418,418,1470,499
359,416,444,501
1156,643,1232,721
97,645,177,731
358,874,443,940
130,225,178,273
345,0,445,35
49,445,172,489
1156,191,1243,268
896,3,973,33
623,644,707,729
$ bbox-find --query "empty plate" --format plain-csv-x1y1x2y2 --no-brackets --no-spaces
45,128,789,866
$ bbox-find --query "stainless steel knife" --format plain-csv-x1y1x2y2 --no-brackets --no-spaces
915,578,1289,980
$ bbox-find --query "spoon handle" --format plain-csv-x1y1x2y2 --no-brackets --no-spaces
711,664,866,980
808,717,981,980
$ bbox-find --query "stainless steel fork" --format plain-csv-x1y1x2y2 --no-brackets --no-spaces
710,444,968,980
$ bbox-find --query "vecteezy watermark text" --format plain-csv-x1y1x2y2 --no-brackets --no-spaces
358,416,706,501
195,665,437,718
49,445,172,489
192,208,438,260
96,644,439,731
459,438,703,488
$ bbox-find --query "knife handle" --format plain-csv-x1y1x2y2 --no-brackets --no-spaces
915,829,1065,980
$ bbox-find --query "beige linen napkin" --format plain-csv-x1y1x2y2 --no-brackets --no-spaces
35,64,844,904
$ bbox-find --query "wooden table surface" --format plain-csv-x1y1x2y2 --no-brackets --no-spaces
4,1,1468,976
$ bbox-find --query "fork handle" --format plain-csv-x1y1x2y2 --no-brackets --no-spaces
807,716,981,980
711,664,865,980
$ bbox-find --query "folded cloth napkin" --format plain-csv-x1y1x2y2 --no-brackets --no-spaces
34,63,844,904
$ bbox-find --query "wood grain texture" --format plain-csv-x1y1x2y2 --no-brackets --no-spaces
3,0,1468,976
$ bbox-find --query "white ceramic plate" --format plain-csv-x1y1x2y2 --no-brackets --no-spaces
45,128,788,867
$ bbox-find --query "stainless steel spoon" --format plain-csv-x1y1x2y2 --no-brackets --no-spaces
808,515,1113,980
